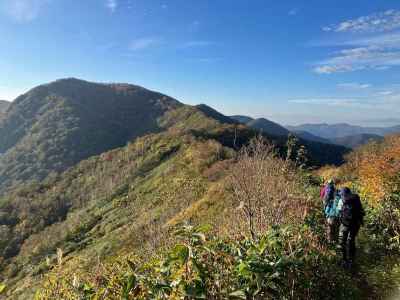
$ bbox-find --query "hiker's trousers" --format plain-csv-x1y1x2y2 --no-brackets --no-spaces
326,217,339,242
338,224,360,262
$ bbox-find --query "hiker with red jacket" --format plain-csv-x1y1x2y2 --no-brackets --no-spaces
337,187,365,268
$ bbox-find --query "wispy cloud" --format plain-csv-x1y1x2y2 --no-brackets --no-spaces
313,46,400,74
313,11,400,74
179,41,214,49
129,37,162,51
288,8,298,16
288,98,364,107
2,0,50,22
323,9,400,33
337,83,371,89
378,90,394,96
106,0,117,13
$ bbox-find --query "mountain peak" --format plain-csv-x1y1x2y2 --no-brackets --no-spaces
0,81,182,191
195,104,238,124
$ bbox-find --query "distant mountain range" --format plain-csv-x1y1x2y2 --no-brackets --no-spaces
0,100,10,113
292,130,332,144
331,134,384,149
0,100,10,119
287,123,400,139
230,115,400,149
230,115,290,137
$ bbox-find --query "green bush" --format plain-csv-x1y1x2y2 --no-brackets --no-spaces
37,224,358,299
365,192,400,251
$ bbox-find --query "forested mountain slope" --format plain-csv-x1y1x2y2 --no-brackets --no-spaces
0,106,247,298
0,78,181,192
0,103,348,298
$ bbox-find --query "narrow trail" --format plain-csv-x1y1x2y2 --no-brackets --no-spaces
350,230,400,299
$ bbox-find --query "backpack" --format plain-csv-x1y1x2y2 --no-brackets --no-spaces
341,198,355,227
340,193,365,227
323,184,335,208
325,196,340,218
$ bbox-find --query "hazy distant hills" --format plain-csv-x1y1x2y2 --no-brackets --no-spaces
0,100,10,113
287,123,400,139
0,100,10,120
230,115,254,124
0,78,182,191
231,115,398,149
331,134,384,149
230,115,290,137
292,130,332,144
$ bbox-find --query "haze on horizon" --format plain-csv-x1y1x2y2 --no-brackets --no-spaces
1,0,400,127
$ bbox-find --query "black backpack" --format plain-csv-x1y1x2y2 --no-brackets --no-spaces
341,194,363,227
341,200,353,227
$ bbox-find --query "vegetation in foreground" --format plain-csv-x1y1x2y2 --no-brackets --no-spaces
0,104,398,298
33,135,400,299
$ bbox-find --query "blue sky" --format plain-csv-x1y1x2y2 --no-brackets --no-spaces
1,0,400,126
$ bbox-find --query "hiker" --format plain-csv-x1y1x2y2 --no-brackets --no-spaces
321,179,336,208
324,190,341,242
321,179,338,242
338,187,365,268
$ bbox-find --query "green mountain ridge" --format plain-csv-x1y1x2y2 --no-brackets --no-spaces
0,78,181,193
230,115,289,137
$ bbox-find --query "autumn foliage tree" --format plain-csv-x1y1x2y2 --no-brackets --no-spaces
344,134,400,204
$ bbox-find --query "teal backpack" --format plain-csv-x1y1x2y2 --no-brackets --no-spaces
325,196,341,218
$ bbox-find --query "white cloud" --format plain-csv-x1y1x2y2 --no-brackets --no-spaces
106,0,117,13
2,0,50,22
313,65,358,74
313,46,400,74
324,9,400,33
315,10,400,73
129,38,161,51
378,90,394,96
288,9,298,16
343,32,400,48
338,83,371,89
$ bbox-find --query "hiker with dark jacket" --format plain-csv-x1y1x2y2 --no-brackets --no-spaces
338,187,365,268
